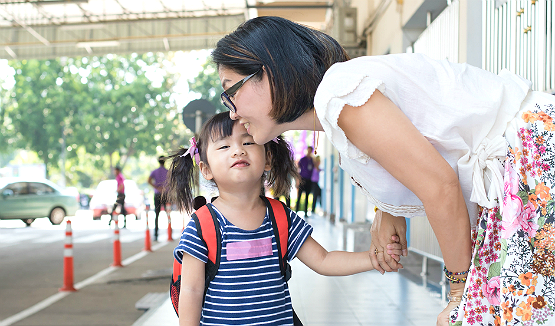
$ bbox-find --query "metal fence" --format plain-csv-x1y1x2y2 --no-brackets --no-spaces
483,0,555,92
412,0,459,62
410,1,459,263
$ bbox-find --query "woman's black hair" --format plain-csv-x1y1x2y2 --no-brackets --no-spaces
212,16,349,124
164,112,299,213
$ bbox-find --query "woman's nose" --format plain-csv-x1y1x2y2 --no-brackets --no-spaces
229,110,239,120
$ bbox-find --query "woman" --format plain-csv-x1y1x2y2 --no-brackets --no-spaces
212,16,555,326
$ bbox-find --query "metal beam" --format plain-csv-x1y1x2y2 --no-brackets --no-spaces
1,8,51,45
246,4,333,9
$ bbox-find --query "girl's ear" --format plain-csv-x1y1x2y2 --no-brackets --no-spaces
199,161,214,181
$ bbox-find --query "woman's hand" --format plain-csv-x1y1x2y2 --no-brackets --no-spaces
436,282,465,326
437,301,459,326
369,210,408,274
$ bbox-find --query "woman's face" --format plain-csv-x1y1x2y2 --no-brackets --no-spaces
219,66,281,144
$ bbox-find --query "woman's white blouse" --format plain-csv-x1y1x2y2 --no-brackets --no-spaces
314,53,531,226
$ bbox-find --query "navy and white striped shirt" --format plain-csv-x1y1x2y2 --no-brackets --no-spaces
174,205,312,325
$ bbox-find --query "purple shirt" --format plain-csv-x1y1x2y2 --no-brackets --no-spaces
115,173,125,194
149,166,168,194
298,156,313,179
311,167,320,183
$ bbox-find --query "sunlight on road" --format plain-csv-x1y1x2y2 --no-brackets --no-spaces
0,209,191,232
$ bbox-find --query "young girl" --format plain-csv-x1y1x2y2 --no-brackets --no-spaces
167,112,403,326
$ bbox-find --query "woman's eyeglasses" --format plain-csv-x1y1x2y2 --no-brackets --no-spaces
220,69,261,113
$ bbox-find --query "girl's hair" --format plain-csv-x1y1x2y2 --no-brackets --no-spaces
164,112,299,213
212,16,349,124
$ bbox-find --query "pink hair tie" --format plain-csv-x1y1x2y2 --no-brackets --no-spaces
272,137,279,143
181,137,200,166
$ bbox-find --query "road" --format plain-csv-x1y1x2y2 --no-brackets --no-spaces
0,210,186,322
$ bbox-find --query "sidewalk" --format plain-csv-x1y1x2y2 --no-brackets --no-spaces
134,214,445,326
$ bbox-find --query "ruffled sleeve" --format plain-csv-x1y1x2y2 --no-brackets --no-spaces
314,66,386,163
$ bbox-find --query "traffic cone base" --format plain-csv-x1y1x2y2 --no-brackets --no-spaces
144,228,152,252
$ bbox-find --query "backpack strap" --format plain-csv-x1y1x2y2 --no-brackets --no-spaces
192,204,221,296
262,196,292,281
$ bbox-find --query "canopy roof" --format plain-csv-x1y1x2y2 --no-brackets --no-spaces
0,0,332,59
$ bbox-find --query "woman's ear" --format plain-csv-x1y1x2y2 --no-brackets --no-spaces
199,161,214,181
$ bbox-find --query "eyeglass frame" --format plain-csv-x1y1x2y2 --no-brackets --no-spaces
220,69,261,113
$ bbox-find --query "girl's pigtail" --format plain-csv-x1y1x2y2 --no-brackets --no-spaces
265,136,300,197
163,147,197,213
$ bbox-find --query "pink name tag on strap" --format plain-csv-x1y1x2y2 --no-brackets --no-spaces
226,238,273,261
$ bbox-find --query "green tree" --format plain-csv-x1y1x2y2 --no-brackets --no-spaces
3,59,81,177
187,60,225,112
71,53,179,172
1,53,180,182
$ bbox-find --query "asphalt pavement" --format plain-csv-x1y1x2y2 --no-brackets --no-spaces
0,233,178,326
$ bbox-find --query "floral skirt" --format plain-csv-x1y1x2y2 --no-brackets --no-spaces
450,91,555,326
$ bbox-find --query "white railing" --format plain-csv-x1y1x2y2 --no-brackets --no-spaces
410,1,460,262
412,0,460,62
483,0,555,92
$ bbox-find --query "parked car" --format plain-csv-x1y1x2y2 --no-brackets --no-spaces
89,179,144,220
0,177,80,226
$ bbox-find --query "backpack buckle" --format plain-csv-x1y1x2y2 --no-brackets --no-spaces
284,262,292,282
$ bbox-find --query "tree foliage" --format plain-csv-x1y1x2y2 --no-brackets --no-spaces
187,60,225,112
1,53,180,181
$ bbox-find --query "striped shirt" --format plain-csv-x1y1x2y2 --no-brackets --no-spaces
174,205,312,325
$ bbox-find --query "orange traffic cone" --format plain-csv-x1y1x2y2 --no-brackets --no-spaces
111,218,123,267
144,204,152,252
59,220,77,292
167,212,173,241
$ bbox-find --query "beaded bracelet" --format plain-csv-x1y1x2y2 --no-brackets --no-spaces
443,266,469,284
445,273,467,283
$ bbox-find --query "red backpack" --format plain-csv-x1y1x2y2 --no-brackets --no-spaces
170,197,302,324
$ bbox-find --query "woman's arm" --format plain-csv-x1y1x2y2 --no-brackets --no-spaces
178,253,205,326
296,235,404,276
336,90,472,277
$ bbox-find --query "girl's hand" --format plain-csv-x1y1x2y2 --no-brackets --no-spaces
384,237,404,262
370,210,408,274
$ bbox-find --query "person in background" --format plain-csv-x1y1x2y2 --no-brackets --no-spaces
296,146,313,217
310,156,321,214
111,166,126,228
148,156,168,241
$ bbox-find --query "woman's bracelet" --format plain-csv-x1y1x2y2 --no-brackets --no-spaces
447,292,463,303
443,266,469,283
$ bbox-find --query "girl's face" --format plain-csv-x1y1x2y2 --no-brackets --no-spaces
219,66,282,145
199,122,271,190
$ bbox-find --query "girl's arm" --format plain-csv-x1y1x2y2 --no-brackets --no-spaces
336,90,472,280
178,253,205,326
296,235,404,276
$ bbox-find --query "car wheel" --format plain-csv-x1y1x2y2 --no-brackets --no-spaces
49,207,66,225
21,218,34,227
